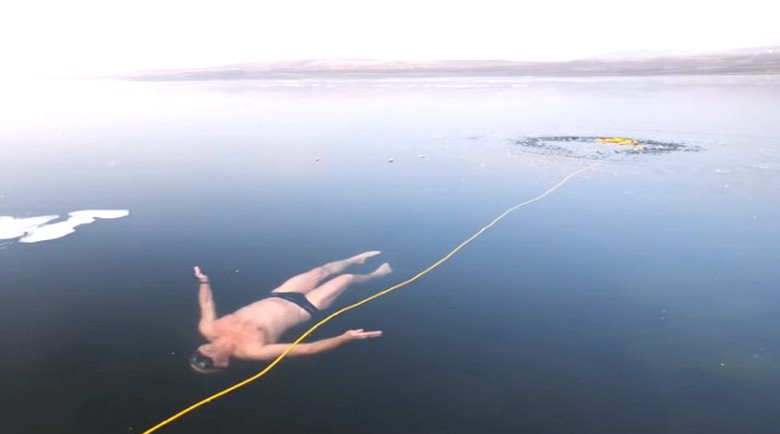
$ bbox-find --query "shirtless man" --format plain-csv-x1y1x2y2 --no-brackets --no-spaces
190,251,392,373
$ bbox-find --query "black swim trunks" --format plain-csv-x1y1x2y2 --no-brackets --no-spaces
267,292,321,317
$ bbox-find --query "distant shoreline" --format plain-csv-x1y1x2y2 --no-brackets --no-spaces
121,47,779,81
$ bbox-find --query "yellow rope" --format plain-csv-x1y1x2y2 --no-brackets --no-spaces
142,162,600,434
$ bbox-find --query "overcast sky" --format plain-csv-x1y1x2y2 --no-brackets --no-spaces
2,0,778,77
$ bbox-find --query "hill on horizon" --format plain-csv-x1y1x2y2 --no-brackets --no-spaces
123,46,780,80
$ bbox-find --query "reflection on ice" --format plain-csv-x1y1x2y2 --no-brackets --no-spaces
0,210,129,244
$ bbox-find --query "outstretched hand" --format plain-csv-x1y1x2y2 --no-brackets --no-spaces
193,266,209,283
342,329,383,341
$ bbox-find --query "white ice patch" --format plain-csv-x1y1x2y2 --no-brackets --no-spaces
0,215,60,240
0,210,129,244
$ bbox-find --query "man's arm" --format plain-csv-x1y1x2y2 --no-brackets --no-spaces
239,329,382,361
194,266,217,336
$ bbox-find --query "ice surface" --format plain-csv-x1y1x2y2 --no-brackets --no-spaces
0,210,129,244
0,215,60,240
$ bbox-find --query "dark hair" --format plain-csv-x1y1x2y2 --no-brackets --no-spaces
190,350,222,374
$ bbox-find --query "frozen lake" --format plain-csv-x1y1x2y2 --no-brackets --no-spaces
1,75,779,433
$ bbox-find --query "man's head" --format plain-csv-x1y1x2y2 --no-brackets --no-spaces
190,342,231,374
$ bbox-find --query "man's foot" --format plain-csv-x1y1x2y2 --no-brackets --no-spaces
351,262,392,284
352,262,393,283
321,251,383,275
371,262,392,277
349,250,382,265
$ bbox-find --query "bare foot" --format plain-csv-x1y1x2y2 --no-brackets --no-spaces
371,262,392,277
321,251,383,276
349,250,382,265
351,262,392,284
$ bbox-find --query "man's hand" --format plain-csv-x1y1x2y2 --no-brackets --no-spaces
193,266,209,283
341,329,383,341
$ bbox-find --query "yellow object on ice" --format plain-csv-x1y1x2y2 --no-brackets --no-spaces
596,137,638,146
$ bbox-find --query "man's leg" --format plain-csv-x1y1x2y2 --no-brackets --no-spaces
306,263,392,310
273,251,383,294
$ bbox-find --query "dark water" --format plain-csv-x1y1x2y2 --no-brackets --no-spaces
1,76,779,434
